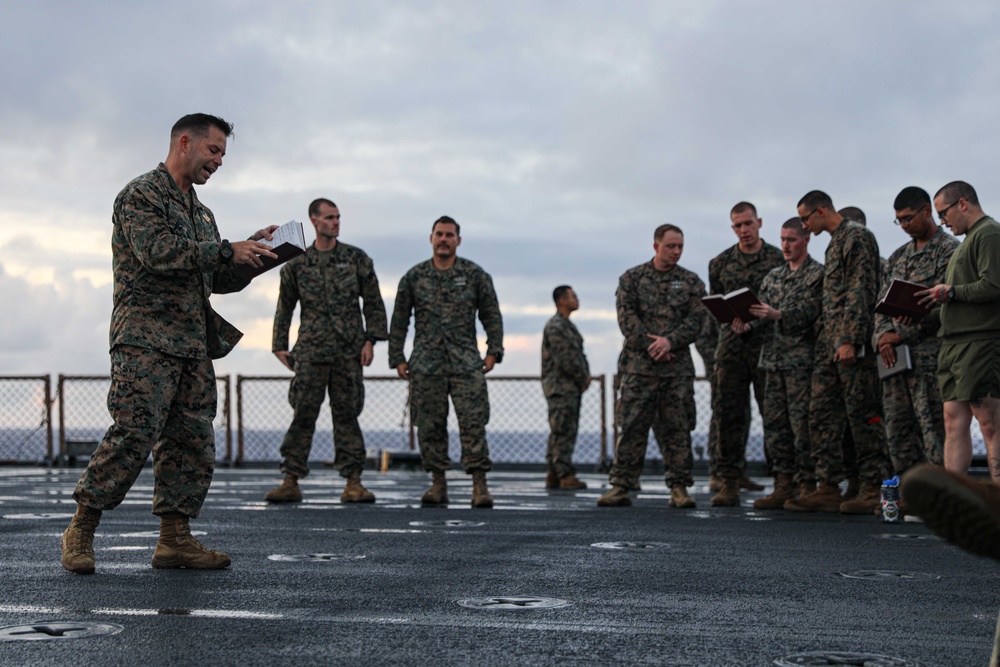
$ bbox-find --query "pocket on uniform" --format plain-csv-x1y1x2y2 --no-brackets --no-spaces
108,348,138,426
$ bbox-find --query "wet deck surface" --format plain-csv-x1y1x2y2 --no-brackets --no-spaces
1,466,998,666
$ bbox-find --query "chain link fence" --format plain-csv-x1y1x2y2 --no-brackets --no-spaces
56,375,232,463
0,376,53,463
236,374,609,467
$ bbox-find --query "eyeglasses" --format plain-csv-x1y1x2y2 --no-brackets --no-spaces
800,209,819,225
894,206,926,226
936,199,961,222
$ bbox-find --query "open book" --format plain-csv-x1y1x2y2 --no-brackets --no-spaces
702,287,761,324
233,220,307,280
874,279,931,321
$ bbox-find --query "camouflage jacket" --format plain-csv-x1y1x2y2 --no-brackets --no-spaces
541,313,590,398
389,257,504,375
272,242,388,362
873,227,958,365
817,221,882,355
109,163,251,360
616,261,706,377
708,242,785,362
755,256,824,371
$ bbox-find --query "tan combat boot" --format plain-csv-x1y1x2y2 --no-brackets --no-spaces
753,473,795,510
341,473,376,504
60,505,102,574
597,485,632,507
739,475,765,491
709,475,723,492
545,470,559,489
784,482,842,513
839,479,881,515
558,475,587,490
669,485,696,508
797,479,816,499
151,513,231,570
471,470,494,508
264,474,302,503
710,478,740,507
421,471,449,506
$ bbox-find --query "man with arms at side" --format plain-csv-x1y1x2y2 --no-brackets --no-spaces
61,113,279,574
598,225,705,509
266,198,388,504
389,216,504,507
874,187,957,492
785,190,889,515
739,218,824,509
916,181,1000,481
541,285,591,490
708,202,784,507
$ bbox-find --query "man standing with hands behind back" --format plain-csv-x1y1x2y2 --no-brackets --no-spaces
266,198,388,505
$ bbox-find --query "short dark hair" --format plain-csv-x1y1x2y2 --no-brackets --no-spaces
730,201,758,218
308,198,338,218
781,217,809,236
935,181,980,207
654,224,683,241
432,216,460,235
838,206,866,226
798,190,834,211
893,187,931,213
553,285,573,304
170,113,234,140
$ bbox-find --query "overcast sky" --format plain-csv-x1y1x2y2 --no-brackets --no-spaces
2,0,999,383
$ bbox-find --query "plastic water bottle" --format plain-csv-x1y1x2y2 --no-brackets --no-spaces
881,475,900,523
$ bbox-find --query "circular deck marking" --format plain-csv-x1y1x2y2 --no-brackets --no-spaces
837,570,940,581
872,533,942,542
591,541,670,550
267,553,366,562
409,520,485,528
456,596,570,610
0,622,123,641
773,650,922,666
2,513,74,520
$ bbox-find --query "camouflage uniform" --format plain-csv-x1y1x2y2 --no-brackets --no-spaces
708,242,785,479
755,256,824,482
541,312,591,478
873,227,958,473
810,221,889,485
610,261,706,490
389,257,504,473
272,242,388,479
74,164,251,519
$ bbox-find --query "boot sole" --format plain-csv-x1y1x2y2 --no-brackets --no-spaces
341,497,377,504
902,467,1000,562
264,497,302,503
151,555,231,570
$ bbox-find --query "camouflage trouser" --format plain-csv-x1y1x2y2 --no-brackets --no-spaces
809,356,889,485
610,373,695,489
882,367,945,474
73,345,217,519
711,353,767,479
761,368,815,483
546,392,581,478
278,357,366,479
411,372,491,473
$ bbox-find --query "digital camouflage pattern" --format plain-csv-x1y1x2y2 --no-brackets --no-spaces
610,261,705,489
542,313,591,478
754,256,824,481
810,221,888,485
272,243,387,478
390,257,503,473
874,227,958,472
707,242,784,479
75,164,252,518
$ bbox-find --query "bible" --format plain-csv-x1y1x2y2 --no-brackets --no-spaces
233,220,307,280
878,343,913,381
702,287,761,324
874,279,931,321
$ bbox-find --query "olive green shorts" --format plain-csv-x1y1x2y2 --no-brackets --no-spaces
937,338,1000,402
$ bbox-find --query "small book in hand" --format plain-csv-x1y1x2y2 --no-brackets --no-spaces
878,343,912,380
233,220,307,280
702,287,761,324
874,279,931,321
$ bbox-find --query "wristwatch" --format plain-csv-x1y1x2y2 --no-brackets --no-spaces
946,286,956,302
219,240,234,264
